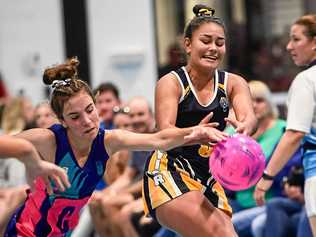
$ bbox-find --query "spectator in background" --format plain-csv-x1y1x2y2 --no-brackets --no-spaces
34,101,59,128
93,82,120,130
231,81,302,237
254,14,316,237
89,96,158,237
1,97,26,134
229,81,291,211
260,165,312,237
21,96,36,129
94,83,121,189
158,41,187,78
105,105,133,185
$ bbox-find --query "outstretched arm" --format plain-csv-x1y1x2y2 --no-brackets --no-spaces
0,135,70,194
104,124,227,156
226,73,257,135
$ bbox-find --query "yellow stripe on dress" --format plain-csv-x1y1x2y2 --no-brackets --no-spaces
218,83,225,91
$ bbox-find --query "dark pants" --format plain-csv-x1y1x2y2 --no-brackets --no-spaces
264,197,302,237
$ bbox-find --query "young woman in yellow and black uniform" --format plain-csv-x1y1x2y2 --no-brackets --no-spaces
142,4,257,237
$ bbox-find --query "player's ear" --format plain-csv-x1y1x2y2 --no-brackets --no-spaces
184,38,192,55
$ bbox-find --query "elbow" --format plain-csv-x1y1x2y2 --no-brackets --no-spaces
17,139,35,158
285,130,305,142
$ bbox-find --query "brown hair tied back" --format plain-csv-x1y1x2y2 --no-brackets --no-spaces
43,57,79,85
42,57,95,120
184,4,225,39
193,4,215,17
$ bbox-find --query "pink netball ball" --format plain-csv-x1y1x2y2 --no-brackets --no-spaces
209,133,265,191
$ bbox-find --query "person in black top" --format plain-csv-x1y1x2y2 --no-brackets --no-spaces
142,4,257,237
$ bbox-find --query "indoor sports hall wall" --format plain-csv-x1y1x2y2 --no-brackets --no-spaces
0,0,157,106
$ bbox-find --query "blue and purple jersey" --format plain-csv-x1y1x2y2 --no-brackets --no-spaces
5,124,109,237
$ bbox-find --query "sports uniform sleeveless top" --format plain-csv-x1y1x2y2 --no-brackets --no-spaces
167,66,229,160
5,124,109,237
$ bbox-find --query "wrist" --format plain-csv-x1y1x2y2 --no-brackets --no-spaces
262,170,275,181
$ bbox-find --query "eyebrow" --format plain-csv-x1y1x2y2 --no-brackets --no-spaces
200,34,225,39
66,103,93,116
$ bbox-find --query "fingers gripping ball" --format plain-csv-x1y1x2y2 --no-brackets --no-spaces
209,134,265,191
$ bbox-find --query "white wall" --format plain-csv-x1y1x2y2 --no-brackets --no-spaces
87,0,157,106
156,0,178,66
0,0,158,106
0,0,64,104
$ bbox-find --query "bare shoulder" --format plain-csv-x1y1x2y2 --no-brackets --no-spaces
156,72,182,104
16,128,55,142
226,72,249,95
157,72,181,90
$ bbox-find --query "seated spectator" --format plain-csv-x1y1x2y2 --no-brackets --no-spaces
231,81,302,237
252,165,313,237
93,82,121,130
105,105,133,184
89,97,159,237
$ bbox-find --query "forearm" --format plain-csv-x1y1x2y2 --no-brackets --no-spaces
235,111,258,135
154,127,192,151
104,170,133,193
124,180,142,195
0,136,39,164
243,114,257,135
265,130,303,176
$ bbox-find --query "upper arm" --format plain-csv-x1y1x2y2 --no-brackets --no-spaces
14,128,56,162
227,73,254,120
155,73,182,130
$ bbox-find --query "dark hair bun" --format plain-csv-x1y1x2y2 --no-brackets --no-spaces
43,57,80,85
193,4,215,17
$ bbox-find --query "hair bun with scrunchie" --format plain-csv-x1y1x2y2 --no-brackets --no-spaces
193,4,215,17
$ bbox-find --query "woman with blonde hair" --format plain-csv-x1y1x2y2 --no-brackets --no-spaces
1,97,26,135
255,14,316,236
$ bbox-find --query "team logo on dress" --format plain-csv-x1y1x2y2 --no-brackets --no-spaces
96,161,104,175
198,145,213,158
219,97,229,112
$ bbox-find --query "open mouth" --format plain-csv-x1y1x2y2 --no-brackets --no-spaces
203,55,218,62
84,127,95,134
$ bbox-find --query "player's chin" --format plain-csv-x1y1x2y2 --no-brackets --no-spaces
200,59,220,70
83,128,98,139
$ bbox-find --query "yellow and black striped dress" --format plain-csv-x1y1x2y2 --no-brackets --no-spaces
142,67,232,220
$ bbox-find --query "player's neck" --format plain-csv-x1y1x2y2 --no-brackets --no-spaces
67,131,92,155
186,65,215,89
